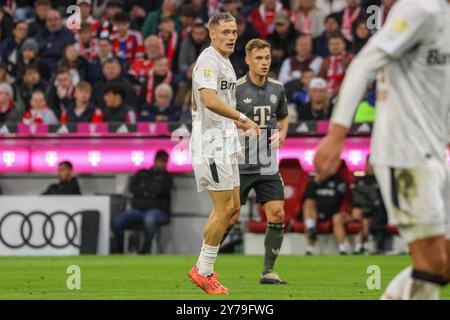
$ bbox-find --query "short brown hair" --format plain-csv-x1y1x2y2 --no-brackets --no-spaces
245,38,271,56
76,81,92,93
207,12,236,30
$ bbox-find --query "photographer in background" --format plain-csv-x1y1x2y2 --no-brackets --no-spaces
112,150,173,254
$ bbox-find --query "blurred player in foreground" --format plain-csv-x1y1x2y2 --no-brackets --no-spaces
314,0,450,299
188,13,260,294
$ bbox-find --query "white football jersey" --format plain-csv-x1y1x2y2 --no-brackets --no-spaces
190,46,240,158
370,0,450,167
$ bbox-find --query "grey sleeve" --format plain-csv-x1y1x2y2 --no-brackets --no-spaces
276,87,289,119
178,40,191,74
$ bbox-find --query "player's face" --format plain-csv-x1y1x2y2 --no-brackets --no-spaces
246,47,271,77
210,20,238,55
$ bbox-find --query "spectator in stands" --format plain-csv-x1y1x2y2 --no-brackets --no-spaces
267,10,299,74
337,0,365,42
249,0,284,39
0,20,28,79
0,5,14,42
315,0,346,16
178,3,198,40
302,160,349,255
351,18,370,55
297,77,332,121
313,13,342,58
229,15,260,78
220,0,241,17
27,0,51,37
291,0,326,38
42,161,82,195
46,67,76,119
113,150,172,254
129,35,164,86
59,44,94,85
89,37,114,83
139,83,180,122
111,12,144,69
96,0,123,38
75,23,97,62
0,61,13,84
140,56,177,106
101,82,137,124
4,0,33,21
22,89,59,125
126,0,153,30
63,81,96,123
15,64,48,112
77,0,99,33
319,34,353,98
0,82,22,123
15,38,50,81
157,16,180,71
91,57,137,110
36,9,76,74
178,22,209,82
285,68,315,104
278,34,323,84
141,0,182,38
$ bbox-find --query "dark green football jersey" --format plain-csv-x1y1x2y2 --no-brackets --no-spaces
236,74,288,175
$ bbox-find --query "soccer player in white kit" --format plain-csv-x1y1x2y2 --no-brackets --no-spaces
314,0,450,299
188,13,260,294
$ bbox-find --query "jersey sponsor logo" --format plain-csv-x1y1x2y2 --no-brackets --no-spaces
253,105,271,128
426,49,450,66
220,80,236,90
243,98,252,104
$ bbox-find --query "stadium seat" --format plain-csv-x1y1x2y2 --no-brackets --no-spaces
247,158,309,233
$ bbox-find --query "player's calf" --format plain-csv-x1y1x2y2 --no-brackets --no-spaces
332,212,350,255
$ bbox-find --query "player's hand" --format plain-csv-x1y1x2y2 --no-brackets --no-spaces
269,130,286,149
240,118,261,137
314,133,345,181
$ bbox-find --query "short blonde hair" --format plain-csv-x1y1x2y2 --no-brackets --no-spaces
207,12,236,30
245,38,271,56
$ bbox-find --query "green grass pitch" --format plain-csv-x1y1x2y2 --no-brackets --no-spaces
1,255,449,300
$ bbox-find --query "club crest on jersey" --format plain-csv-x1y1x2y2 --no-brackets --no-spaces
270,94,278,104
243,98,252,103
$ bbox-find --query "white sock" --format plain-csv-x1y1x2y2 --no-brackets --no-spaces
380,266,412,300
196,242,220,277
305,219,316,229
355,243,364,252
402,274,441,300
339,243,348,253
306,245,315,253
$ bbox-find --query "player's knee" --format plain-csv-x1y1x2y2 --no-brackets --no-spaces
268,207,284,223
332,213,344,226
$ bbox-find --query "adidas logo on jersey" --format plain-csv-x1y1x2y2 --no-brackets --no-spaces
243,98,252,104
356,123,371,132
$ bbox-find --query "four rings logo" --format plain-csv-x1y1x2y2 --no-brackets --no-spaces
0,211,82,249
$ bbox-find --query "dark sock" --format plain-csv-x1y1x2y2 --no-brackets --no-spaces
263,222,284,274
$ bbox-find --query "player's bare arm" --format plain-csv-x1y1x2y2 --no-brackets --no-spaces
314,41,390,180
199,88,260,135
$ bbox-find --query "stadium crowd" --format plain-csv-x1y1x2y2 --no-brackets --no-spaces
0,0,394,126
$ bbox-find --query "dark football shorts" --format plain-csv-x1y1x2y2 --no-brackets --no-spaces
239,172,285,205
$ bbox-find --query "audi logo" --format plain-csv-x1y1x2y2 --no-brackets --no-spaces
0,211,83,249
